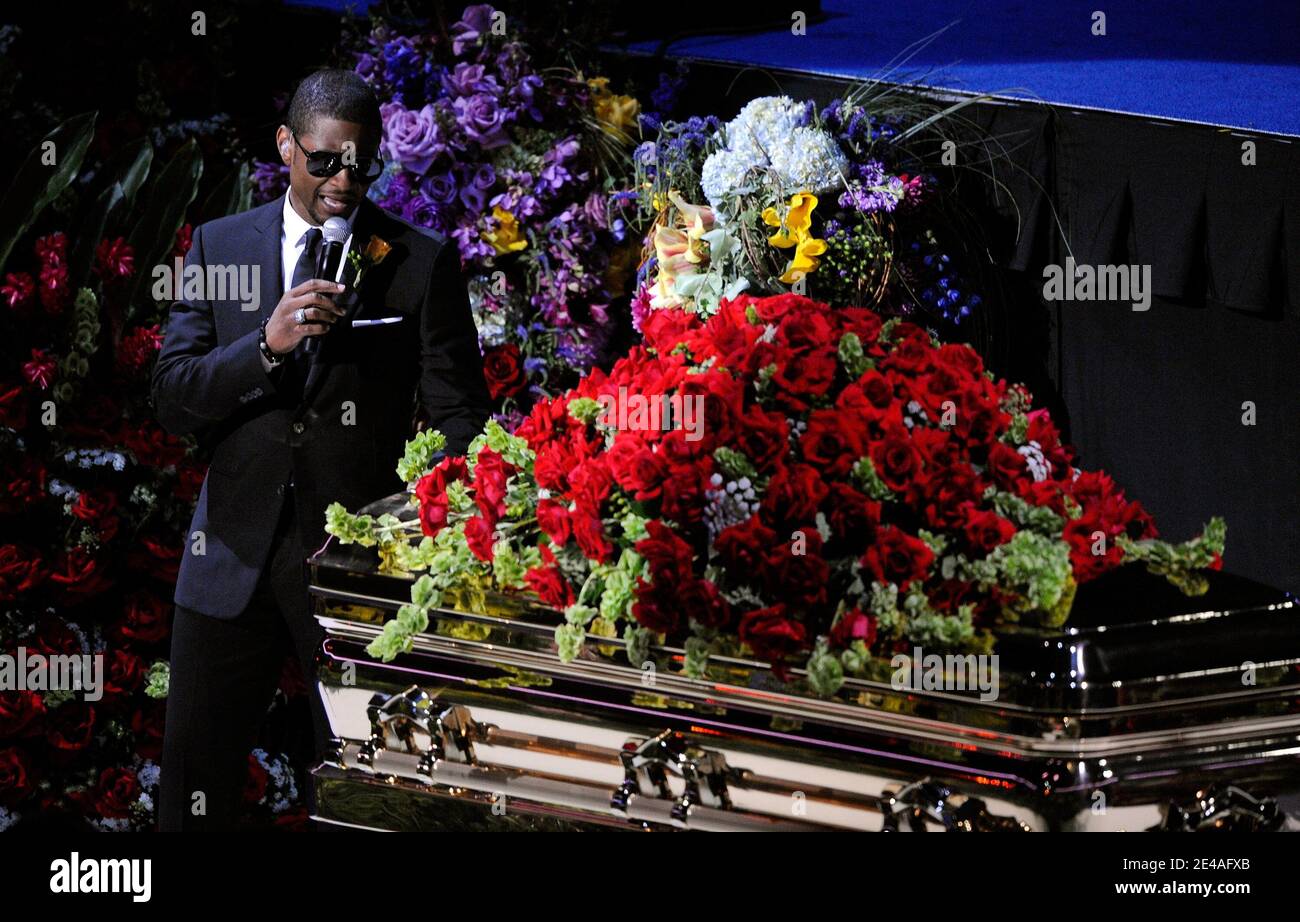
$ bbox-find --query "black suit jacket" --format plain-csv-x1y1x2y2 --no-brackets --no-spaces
152,197,491,619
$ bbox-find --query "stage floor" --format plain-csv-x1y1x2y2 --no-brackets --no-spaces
623,0,1300,137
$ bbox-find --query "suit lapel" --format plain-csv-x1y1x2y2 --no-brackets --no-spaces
301,200,380,402
255,201,283,326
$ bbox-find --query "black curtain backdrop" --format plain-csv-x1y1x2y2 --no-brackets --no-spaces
610,55,1300,593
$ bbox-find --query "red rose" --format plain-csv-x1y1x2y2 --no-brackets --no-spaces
776,309,836,353
525,565,574,608
0,544,46,600
45,702,96,752
962,505,1016,553
658,457,711,526
868,426,922,492
89,767,140,819
749,292,820,323
49,547,112,601
677,578,732,629
609,434,667,502
473,449,510,523
463,515,496,562
127,535,181,583
640,307,697,354
123,422,187,467
824,483,880,548
568,457,614,514
920,462,983,530
571,511,614,562
829,608,877,650
736,407,789,473
536,498,572,546
0,457,46,516
738,605,807,667
71,489,120,542
0,747,35,806
714,515,777,573
0,691,45,737
761,463,829,527
763,534,830,611
801,408,863,477
632,581,680,634
861,526,935,590
986,442,1029,490
414,456,469,536
102,649,146,703
770,349,837,411
1063,510,1125,582
130,701,166,761
482,343,526,400
635,519,694,583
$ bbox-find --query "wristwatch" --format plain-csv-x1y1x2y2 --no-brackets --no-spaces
258,316,287,367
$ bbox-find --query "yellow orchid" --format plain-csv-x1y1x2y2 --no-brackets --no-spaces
588,76,640,141
763,192,818,248
779,235,828,284
482,207,528,255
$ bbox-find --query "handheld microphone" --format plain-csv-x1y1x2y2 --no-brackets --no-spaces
306,216,350,355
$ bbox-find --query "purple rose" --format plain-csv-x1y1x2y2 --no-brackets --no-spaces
381,102,445,175
451,4,496,57
443,62,501,99
453,94,509,150
420,172,459,206
403,192,445,230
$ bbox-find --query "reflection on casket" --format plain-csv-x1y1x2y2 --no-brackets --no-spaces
306,493,1300,832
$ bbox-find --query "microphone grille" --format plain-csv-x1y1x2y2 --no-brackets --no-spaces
322,216,350,244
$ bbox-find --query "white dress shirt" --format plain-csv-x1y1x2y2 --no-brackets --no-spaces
262,193,358,372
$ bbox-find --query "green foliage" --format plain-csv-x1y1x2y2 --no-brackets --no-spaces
396,429,448,483
1119,516,1227,596
0,112,97,276
325,502,379,547
124,137,204,322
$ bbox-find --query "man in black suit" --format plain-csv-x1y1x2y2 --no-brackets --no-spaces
152,69,491,830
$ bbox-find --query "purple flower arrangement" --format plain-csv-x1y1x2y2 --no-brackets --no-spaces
255,5,641,418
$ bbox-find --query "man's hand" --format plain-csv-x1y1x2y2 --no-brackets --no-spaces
264,279,348,355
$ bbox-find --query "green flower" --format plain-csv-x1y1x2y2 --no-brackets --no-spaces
805,640,846,696
396,429,447,483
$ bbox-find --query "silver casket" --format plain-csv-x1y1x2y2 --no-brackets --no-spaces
306,495,1300,832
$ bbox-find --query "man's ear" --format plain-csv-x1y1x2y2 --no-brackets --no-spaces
275,125,292,167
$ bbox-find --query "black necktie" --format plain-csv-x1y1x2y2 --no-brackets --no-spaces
282,227,322,399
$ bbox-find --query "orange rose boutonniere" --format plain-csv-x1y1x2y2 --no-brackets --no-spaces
348,234,392,289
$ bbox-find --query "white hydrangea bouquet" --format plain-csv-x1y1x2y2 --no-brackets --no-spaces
631,90,1002,337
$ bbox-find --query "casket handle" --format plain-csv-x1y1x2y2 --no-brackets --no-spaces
879,779,1031,832
1151,784,1285,832
355,685,492,774
610,729,736,828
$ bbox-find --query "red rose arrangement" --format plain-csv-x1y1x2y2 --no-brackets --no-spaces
332,294,1225,694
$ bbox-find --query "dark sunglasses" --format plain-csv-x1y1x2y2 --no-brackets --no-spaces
292,133,384,182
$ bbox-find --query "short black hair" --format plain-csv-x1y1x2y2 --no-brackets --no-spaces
285,69,381,137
